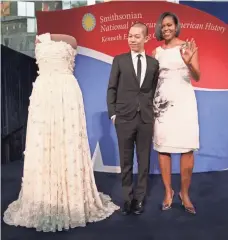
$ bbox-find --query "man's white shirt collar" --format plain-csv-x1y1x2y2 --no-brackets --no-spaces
131,51,146,59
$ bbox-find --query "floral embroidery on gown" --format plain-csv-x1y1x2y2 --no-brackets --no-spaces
3,33,119,232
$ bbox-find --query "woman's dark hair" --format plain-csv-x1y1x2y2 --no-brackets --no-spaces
155,12,181,41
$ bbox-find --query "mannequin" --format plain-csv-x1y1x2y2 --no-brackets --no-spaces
35,33,77,49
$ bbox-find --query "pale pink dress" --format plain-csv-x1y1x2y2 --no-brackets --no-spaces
153,46,199,153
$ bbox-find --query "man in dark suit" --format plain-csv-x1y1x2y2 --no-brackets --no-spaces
107,22,159,215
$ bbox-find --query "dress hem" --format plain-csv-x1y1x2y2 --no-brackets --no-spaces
153,143,199,154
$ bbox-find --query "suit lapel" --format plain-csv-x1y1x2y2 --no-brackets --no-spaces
145,55,150,80
127,53,152,88
127,52,139,86
140,55,150,88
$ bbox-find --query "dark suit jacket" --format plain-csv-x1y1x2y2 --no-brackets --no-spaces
107,52,159,124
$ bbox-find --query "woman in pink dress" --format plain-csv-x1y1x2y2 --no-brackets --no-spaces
152,12,200,214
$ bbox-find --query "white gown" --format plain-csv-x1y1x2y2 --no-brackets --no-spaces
153,46,199,153
3,33,119,232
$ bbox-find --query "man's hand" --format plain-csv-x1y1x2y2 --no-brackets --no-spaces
111,115,116,124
